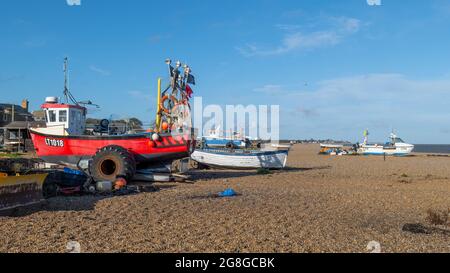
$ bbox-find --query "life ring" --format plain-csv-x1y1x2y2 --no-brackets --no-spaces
160,95,178,114
171,100,190,114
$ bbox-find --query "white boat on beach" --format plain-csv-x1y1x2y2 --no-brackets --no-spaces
260,143,292,151
191,148,289,169
269,143,292,150
319,144,345,155
357,131,414,156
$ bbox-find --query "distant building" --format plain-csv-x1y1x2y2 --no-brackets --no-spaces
32,110,46,122
0,99,43,152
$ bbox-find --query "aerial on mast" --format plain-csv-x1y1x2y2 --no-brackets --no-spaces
63,57,78,105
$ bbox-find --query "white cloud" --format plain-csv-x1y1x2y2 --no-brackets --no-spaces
275,24,302,31
237,16,361,57
335,17,361,34
89,65,111,76
254,83,308,95
311,74,450,103
128,90,152,101
257,74,450,142
253,84,284,95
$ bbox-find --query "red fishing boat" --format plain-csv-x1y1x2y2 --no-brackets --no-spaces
30,58,196,181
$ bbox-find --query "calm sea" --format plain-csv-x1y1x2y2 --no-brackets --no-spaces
413,144,450,154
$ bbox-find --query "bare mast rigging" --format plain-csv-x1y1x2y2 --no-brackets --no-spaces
63,57,78,105
62,57,99,108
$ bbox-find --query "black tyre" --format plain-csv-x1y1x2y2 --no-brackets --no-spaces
225,141,235,149
100,119,110,129
90,145,136,181
42,175,58,199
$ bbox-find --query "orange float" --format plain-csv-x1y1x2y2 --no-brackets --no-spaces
114,177,127,190
161,121,169,131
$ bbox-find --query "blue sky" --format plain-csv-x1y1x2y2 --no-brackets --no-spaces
1,0,450,143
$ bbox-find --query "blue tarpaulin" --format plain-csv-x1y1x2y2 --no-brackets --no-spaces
63,167,85,176
218,188,237,197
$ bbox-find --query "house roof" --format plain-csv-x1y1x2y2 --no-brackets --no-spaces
0,103,35,127
0,121,45,129
0,104,32,115
0,103,26,110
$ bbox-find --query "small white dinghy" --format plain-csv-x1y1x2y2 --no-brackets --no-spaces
191,148,289,170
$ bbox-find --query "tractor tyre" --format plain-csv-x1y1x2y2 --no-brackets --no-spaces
90,145,136,182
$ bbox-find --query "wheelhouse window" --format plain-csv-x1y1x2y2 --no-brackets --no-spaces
48,110,57,122
394,138,404,143
59,110,68,122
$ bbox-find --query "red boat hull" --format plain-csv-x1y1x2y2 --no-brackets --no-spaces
30,129,195,167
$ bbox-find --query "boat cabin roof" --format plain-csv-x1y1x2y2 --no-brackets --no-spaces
391,137,404,143
41,103,86,111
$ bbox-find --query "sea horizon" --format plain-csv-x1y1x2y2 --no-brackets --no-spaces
413,144,450,154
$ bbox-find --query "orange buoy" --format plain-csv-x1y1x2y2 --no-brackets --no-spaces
161,121,169,131
114,177,127,190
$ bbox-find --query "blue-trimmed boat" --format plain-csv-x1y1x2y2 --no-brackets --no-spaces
202,138,248,149
356,132,414,156
200,127,250,149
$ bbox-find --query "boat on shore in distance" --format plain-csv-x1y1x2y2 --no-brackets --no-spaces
191,148,289,170
200,127,250,149
356,130,414,156
319,143,344,155
319,143,355,155
262,143,292,151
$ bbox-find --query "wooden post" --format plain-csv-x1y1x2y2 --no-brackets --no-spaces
18,128,21,153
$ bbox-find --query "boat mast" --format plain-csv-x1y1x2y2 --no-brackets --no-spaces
391,129,396,144
63,57,69,103
363,129,369,145
63,57,78,105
